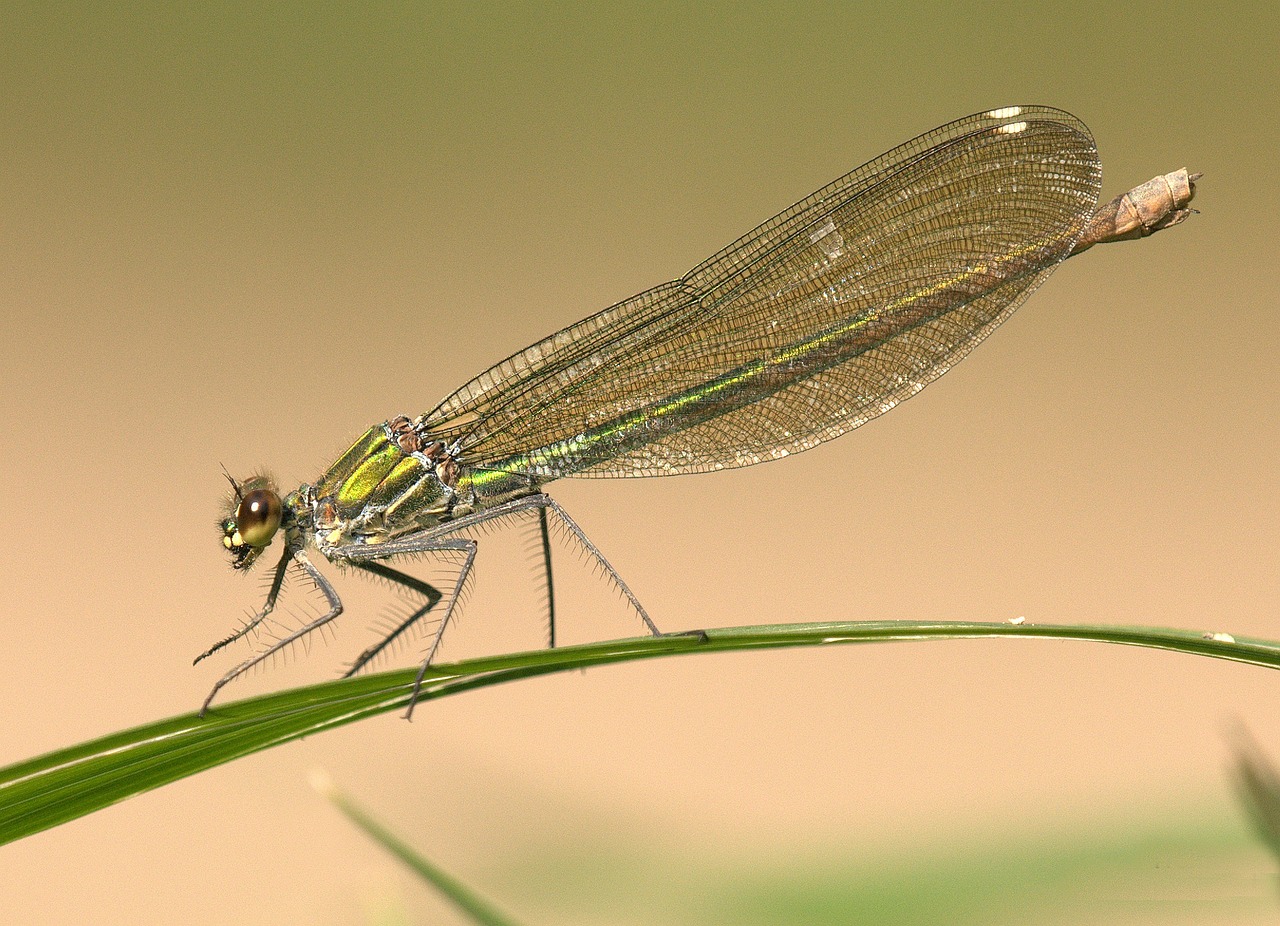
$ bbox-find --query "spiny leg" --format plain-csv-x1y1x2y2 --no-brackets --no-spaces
199,550,342,717
340,533,479,719
349,493,663,640
342,562,444,678
536,495,661,638
194,545,291,665
537,505,557,649
536,496,708,644
337,492,666,714
401,538,477,720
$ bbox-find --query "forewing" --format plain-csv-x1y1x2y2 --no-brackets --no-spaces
422,279,702,447
429,106,1102,477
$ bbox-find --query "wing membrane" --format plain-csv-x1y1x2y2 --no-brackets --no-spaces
425,106,1102,478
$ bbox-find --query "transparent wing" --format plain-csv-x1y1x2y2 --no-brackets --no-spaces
425,106,1102,478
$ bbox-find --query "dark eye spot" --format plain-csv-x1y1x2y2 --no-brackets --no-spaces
236,489,282,548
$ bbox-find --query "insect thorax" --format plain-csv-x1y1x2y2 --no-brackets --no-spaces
305,417,460,550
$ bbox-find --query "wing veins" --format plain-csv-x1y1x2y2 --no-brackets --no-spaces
425,106,1101,478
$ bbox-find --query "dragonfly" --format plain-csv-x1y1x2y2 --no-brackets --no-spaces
197,105,1197,717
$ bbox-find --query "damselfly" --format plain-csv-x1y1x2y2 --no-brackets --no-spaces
198,105,1197,716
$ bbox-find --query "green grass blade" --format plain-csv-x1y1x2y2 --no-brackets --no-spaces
1232,729,1280,868
1,619,1276,846
313,771,524,926
697,816,1258,925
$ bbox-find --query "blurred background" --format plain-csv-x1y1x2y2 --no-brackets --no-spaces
2,3,1277,923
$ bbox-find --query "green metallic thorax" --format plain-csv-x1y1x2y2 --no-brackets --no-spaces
303,421,538,555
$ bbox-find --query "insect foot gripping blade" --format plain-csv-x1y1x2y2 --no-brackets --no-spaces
1071,169,1199,255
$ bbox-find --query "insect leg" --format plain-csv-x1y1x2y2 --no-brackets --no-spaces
537,505,557,649
377,493,659,638
193,545,291,665
524,497,704,645
336,491,663,715
340,535,478,719
342,562,444,678
536,495,661,638
199,550,342,717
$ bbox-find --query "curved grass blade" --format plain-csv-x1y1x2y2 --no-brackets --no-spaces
2,619,1277,846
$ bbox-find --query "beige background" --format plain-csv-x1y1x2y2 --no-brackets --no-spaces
1,3,1277,923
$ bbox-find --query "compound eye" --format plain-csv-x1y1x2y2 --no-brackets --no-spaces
236,488,282,548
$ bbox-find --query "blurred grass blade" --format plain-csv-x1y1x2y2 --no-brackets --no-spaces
313,770,524,926
1232,728,1280,867
2,619,1278,847
700,814,1253,925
